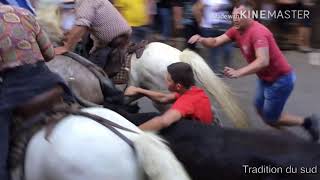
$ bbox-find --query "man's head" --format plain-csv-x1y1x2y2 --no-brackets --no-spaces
166,62,195,92
232,0,255,31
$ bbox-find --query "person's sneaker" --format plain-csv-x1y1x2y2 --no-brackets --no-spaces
304,114,320,142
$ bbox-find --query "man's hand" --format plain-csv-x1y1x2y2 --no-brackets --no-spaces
54,46,68,55
224,67,242,78
124,86,140,96
188,34,202,44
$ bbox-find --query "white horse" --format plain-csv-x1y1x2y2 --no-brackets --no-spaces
36,1,248,128
128,42,248,128
12,107,190,180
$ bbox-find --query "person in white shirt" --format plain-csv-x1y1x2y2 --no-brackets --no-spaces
194,0,233,76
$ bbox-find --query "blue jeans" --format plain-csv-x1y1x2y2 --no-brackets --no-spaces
255,72,296,124
0,74,11,180
132,26,149,43
0,109,11,180
159,8,172,39
201,25,233,73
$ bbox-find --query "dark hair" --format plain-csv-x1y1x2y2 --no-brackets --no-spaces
167,62,195,89
234,0,256,9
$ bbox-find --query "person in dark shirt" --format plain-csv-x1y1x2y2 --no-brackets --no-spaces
173,0,199,50
0,3,72,180
158,0,173,41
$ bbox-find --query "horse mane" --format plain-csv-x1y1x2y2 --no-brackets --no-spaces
35,1,64,46
180,49,249,128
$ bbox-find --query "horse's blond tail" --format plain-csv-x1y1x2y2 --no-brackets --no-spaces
180,49,249,128
133,132,190,180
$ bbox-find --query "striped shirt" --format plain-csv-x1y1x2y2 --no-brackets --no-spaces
0,4,54,72
75,0,132,46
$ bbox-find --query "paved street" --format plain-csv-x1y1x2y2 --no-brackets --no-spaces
138,48,320,140
226,50,319,137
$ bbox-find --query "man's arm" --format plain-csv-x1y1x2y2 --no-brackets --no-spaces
139,109,182,131
224,47,270,78
125,86,176,104
188,34,232,48
36,27,55,61
55,26,88,55
238,47,270,76
56,0,94,55
64,26,88,50
29,11,55,61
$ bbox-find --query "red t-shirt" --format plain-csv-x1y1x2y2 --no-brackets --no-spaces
225,21,292,82
171,86,213,124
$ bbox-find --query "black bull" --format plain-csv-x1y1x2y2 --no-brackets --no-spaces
112,110,320,180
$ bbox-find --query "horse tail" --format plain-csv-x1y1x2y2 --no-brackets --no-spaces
133,132,190,180
180,49,249,128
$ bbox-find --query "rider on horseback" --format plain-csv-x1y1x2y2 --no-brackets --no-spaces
124,62,213,131
0,4,72,180
55,0,132,77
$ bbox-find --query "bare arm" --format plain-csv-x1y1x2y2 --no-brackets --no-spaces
238,47,270,76
125,86,176,104
55,25,88,55
188,34,232,48
224,47,270,78
63,25,88,50
139,109,182,131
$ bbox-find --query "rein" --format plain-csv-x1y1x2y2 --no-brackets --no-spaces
18,106,139,149
63,51,107,81
62,52,124,106
62,109,138,149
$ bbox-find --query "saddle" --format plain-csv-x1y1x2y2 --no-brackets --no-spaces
104,34,148,84
104,34,130,78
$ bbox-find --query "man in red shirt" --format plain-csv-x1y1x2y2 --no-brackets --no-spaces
125,62,213,131
188,1,319,142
